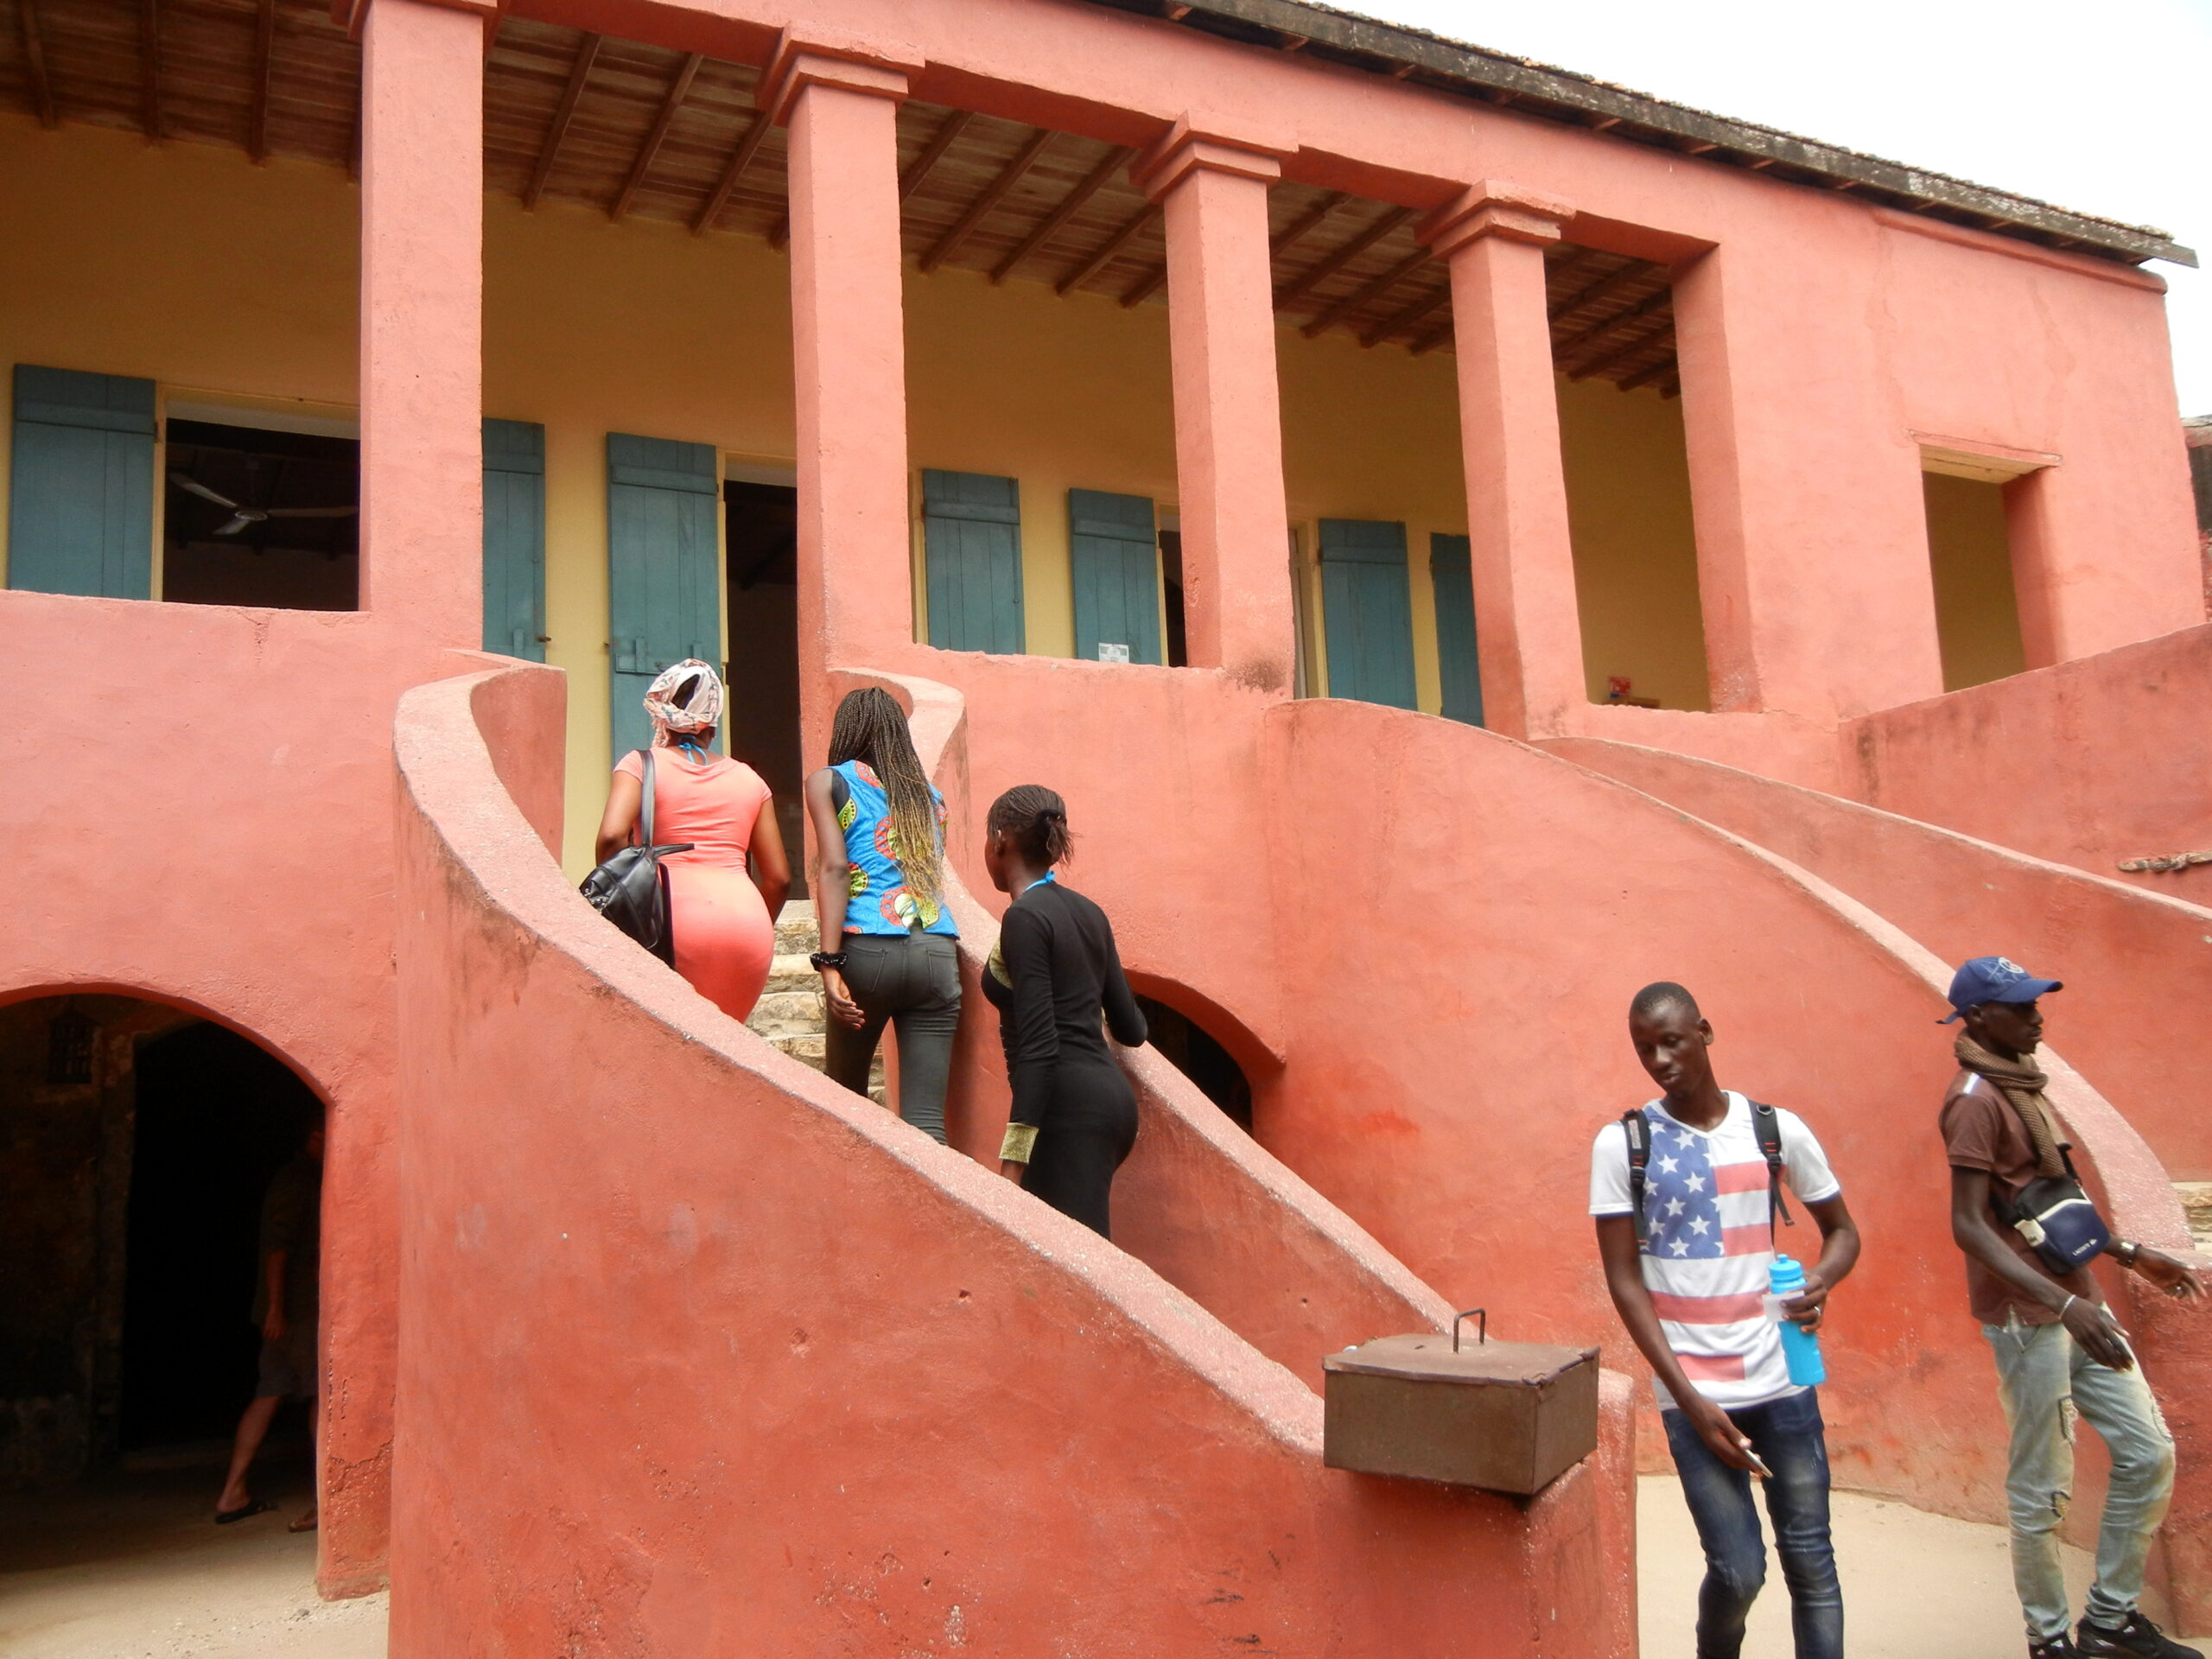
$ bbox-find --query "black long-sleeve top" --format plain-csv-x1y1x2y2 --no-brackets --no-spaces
979,880,1147,1128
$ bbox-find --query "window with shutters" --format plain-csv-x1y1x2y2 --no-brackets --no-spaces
483,418,547,660
162,416,359,611
1068,488,1162,665
1318,518,1417,709
607,434,722,763
9,365,158,599
922,469,1024,654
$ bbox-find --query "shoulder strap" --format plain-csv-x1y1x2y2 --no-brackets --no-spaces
639,749,656,848
1750,1100,1796,1231
1621,1110,1652,1249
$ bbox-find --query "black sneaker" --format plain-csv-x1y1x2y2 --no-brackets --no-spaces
2078,1612,2203,1659
2033,1637,2080,1659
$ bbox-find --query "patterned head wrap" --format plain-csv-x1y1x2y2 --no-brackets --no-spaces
643,658,724,741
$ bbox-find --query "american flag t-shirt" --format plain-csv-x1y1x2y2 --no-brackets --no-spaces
1589,1093,1840,1411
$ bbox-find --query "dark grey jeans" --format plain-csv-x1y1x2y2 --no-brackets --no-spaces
824,932,961,1145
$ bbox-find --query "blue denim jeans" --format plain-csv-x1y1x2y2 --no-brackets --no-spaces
1662,1388,1844,1659
1984,1313,2176,1640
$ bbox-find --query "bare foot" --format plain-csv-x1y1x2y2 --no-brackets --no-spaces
288,1508,318,1533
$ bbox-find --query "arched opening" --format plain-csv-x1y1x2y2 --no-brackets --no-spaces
0,994,325,1578
1133,995,1253,1133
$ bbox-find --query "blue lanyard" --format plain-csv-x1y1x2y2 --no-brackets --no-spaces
1020,872,1058,896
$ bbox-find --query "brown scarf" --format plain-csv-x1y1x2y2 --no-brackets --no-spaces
1955,1033,2068,1179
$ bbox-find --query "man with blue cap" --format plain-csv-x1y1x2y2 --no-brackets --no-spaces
1939,957,2203,1659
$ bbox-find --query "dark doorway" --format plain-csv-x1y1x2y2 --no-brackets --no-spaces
725,480,806,898
162,420,359,612
122,1022,320,1450
1134,995,1251,1131
1157,531,1188,669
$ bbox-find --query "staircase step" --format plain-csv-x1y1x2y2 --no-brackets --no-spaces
764,1029,887,1106
764,954,817,995
773,899,819,958
2175,1183,2212,1252
747,989,824,1041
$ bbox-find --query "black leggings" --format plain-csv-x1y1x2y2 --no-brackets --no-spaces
1023,1061,1139,1238
823,933,961,1144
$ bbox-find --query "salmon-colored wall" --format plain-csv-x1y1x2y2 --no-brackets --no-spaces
391,664,1634,1657
1546,736,2212,1179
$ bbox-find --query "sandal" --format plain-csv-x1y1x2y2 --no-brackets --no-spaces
214,1497,275,1525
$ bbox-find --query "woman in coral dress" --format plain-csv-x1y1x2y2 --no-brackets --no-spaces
594,659,789,1020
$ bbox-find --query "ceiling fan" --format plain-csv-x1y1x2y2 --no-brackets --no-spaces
169,473,359,537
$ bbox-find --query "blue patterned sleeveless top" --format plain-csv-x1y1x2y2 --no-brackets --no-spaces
831,760,958,938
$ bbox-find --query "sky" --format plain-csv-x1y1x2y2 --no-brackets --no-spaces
1351,0,2212,415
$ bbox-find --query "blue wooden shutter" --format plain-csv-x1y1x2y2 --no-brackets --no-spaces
1319,518,1416,709
923,469,1023,654
483,418,546,662
1068,488,1161,665
607,433,721,763
1429,533,1484,727
9,365,156,598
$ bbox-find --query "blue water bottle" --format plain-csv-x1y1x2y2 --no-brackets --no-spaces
1769,1255,1827,1387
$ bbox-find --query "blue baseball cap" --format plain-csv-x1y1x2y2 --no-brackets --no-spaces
1941,956,2063,1023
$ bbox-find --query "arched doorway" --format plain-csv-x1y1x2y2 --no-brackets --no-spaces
1133,995,1254,1132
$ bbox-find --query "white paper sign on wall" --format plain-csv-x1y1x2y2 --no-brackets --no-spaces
1097,642,1131,664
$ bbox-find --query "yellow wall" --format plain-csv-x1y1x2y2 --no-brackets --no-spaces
2,114,1715,874
1923,472,2028,691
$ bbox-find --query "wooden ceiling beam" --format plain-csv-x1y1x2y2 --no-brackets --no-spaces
1615,354,1678,393
19,0,57,128
1301,245,1429,337
1270,191,1345,257
899,109,973,201
692,108,772,234
1566,308,1675,379
139,0,162,143
1408,315,1455,356
1553,282,1671,359
249,0,276,163
1357,281,1449,347
1117,259,1166,308
921,127,1054,273
989,143,1129,284
612,52,702,222
1273,205,1414,308
1058,201,1160,296
525,32,601,209
1547,257,1647,323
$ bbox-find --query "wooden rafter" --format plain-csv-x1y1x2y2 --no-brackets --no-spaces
921,127,1054,272
1273,206,1413,308
611,51,702,221
139,0,162,142
18,0,57,128
1118,256,1168,308
248,0,276,163
899,109,972,200
692,108,772,234
1358,281,1449,347
1552,283,1670,359
526,32,601,209
1057,201,1160,296
1567,307,1674,379
1408,315,1454,356
990,144,1129,283
1547,258,1647,323
1300,246,1428,337
1270,191,1345,257
1615,354,1678,393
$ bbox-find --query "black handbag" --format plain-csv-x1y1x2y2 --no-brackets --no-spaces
578,749,693,967
1994,1142,2113,1277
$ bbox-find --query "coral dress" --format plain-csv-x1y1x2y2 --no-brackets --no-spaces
613,748,775,1020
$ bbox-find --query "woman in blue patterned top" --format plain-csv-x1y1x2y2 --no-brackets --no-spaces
801,688,961,1143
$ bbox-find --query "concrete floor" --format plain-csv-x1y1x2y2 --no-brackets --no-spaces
5,1469,2208,1656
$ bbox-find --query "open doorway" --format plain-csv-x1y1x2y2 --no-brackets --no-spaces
724,478,806,898
1921,468,2028,690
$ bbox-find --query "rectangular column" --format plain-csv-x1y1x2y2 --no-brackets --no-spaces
1135,116,1296,694
766,31,921,761
1424,183,1586,739
358,0,488,648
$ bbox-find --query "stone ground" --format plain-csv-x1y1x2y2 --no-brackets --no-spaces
5,1467,2209,1656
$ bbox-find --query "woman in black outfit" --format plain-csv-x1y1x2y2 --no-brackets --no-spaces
981,785,1147,1238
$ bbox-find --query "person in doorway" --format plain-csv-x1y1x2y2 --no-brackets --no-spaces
1939,956,2203,1659
596,659,790,1020
803,687,962,1143
981,785,1147,1238
215,1118,323,1530
1592,982,1859,1659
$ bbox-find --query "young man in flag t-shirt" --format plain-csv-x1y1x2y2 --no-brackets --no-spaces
1590,982,1861,1659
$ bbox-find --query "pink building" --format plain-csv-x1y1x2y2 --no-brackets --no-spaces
3,0,2208,1647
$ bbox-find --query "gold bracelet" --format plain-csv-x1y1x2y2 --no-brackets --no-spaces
999,1122,1039,1164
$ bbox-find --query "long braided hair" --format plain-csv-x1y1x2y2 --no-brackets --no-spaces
829,687,944,907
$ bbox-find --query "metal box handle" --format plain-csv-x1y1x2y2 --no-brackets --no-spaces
1452,1307,1486,1352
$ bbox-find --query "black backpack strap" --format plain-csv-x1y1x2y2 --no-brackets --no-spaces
1750,1100,1796,1231
1621,1109,1653,1249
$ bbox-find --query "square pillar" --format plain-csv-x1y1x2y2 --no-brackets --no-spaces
765,30,922,760
1133,115,1297,694
357,0,490,648
1422,182,1585,739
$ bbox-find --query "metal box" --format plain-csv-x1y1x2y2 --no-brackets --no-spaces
1321,1329,1600,1495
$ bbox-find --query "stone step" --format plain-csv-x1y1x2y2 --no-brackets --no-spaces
747,989,824,1041
764,1028,887,1106
773,899,818,958
2175,1183,2212,1253
764,954,817,995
